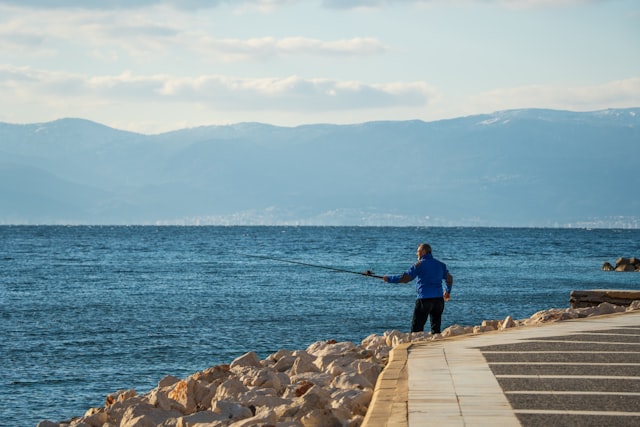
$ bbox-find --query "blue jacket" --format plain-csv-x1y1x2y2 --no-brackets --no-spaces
387,254,451,299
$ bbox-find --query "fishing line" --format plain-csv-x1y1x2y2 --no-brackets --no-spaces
247,253,384,279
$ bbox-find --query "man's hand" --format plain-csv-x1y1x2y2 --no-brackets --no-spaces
443,291,451,302
383,275,389,283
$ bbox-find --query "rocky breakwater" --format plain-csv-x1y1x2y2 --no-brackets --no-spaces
602,257,640,272
39,300,640,427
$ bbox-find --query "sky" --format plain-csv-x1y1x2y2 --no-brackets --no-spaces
0,0,638,134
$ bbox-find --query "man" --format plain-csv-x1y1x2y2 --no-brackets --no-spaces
383,243,453,334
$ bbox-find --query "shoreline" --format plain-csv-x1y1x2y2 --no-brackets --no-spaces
38,300,640,427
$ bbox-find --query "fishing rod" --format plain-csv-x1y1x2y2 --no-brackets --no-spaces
249,254,384,279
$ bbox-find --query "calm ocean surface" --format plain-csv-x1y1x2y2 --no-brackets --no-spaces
1,226,639,425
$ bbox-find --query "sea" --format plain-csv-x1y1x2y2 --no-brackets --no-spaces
1,226,639,426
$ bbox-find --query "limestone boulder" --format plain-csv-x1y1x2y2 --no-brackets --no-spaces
146,388,178,412
289,353,320,375
167,379,203,415
119,402,181,427
66,407,108,427
500,315,515,330
273,354,297,372
300,408,343,427
627,300,640,311
177,410,228,426
588,301,626,316
307,340,356,358
105,389,137,407
211,399,254,421
238,387,288,409
330,388,373,416
230,351,261,370
442,324,473,337
227,409,278,427
158,375,181,389
348,359,381,387
189,365,230,384
331,371,373,390
290,372,333,388
213,377,249,401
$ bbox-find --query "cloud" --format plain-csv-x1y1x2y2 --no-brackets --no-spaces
192,36,387,61
0,0,607,10
0,0,294,10
0,6,385,61
321,0,610,9
0,65,436,112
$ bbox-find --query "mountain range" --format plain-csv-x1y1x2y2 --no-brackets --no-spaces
1,108,638,227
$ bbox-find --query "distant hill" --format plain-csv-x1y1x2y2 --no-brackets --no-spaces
1,109,638,227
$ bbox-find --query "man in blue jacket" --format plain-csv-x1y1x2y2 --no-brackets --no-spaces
383,243,453,334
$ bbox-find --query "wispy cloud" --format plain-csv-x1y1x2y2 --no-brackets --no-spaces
321,0,607,9
0,6,386,61
192,36,387,61
0,0,608,10
0,65,436,111
0,1,258,10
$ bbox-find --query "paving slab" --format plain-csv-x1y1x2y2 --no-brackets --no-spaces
362,310,640,427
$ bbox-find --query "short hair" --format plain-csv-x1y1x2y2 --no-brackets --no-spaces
419,243,432,254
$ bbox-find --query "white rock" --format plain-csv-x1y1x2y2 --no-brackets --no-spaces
500,316,515,330
627,300,640,311
213,377,249,401
330,388,373,416
167,379,199,415
598,301,626,314
307,340,356,358
290,354,320,375
105,389,137,407
239,387,288,409
119,402,180,427
409,331,431,341
158,375,181,389
383,330,405,347
212,399,253,421
146,388,178,412
290,372,334,388
299,385,331,410
441,324,472,337
228,410,278,427
481,320,500,330
273,354,297,372
353,360,382,387
189,365,230,385
300,408,343,427
331,371,372,390
230,351,261,370
178,410,227,426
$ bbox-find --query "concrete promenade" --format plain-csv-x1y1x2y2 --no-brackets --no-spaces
362,310,640,426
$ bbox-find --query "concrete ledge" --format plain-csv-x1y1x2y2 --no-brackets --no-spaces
570,289,640,308
362,343,410,427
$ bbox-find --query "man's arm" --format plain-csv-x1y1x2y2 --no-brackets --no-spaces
444,272,453,301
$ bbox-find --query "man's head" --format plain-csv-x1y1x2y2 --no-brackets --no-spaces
416,243,432,258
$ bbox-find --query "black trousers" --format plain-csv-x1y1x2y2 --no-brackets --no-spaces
411,297,445,334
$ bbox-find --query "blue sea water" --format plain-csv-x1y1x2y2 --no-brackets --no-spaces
1,226,639,426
